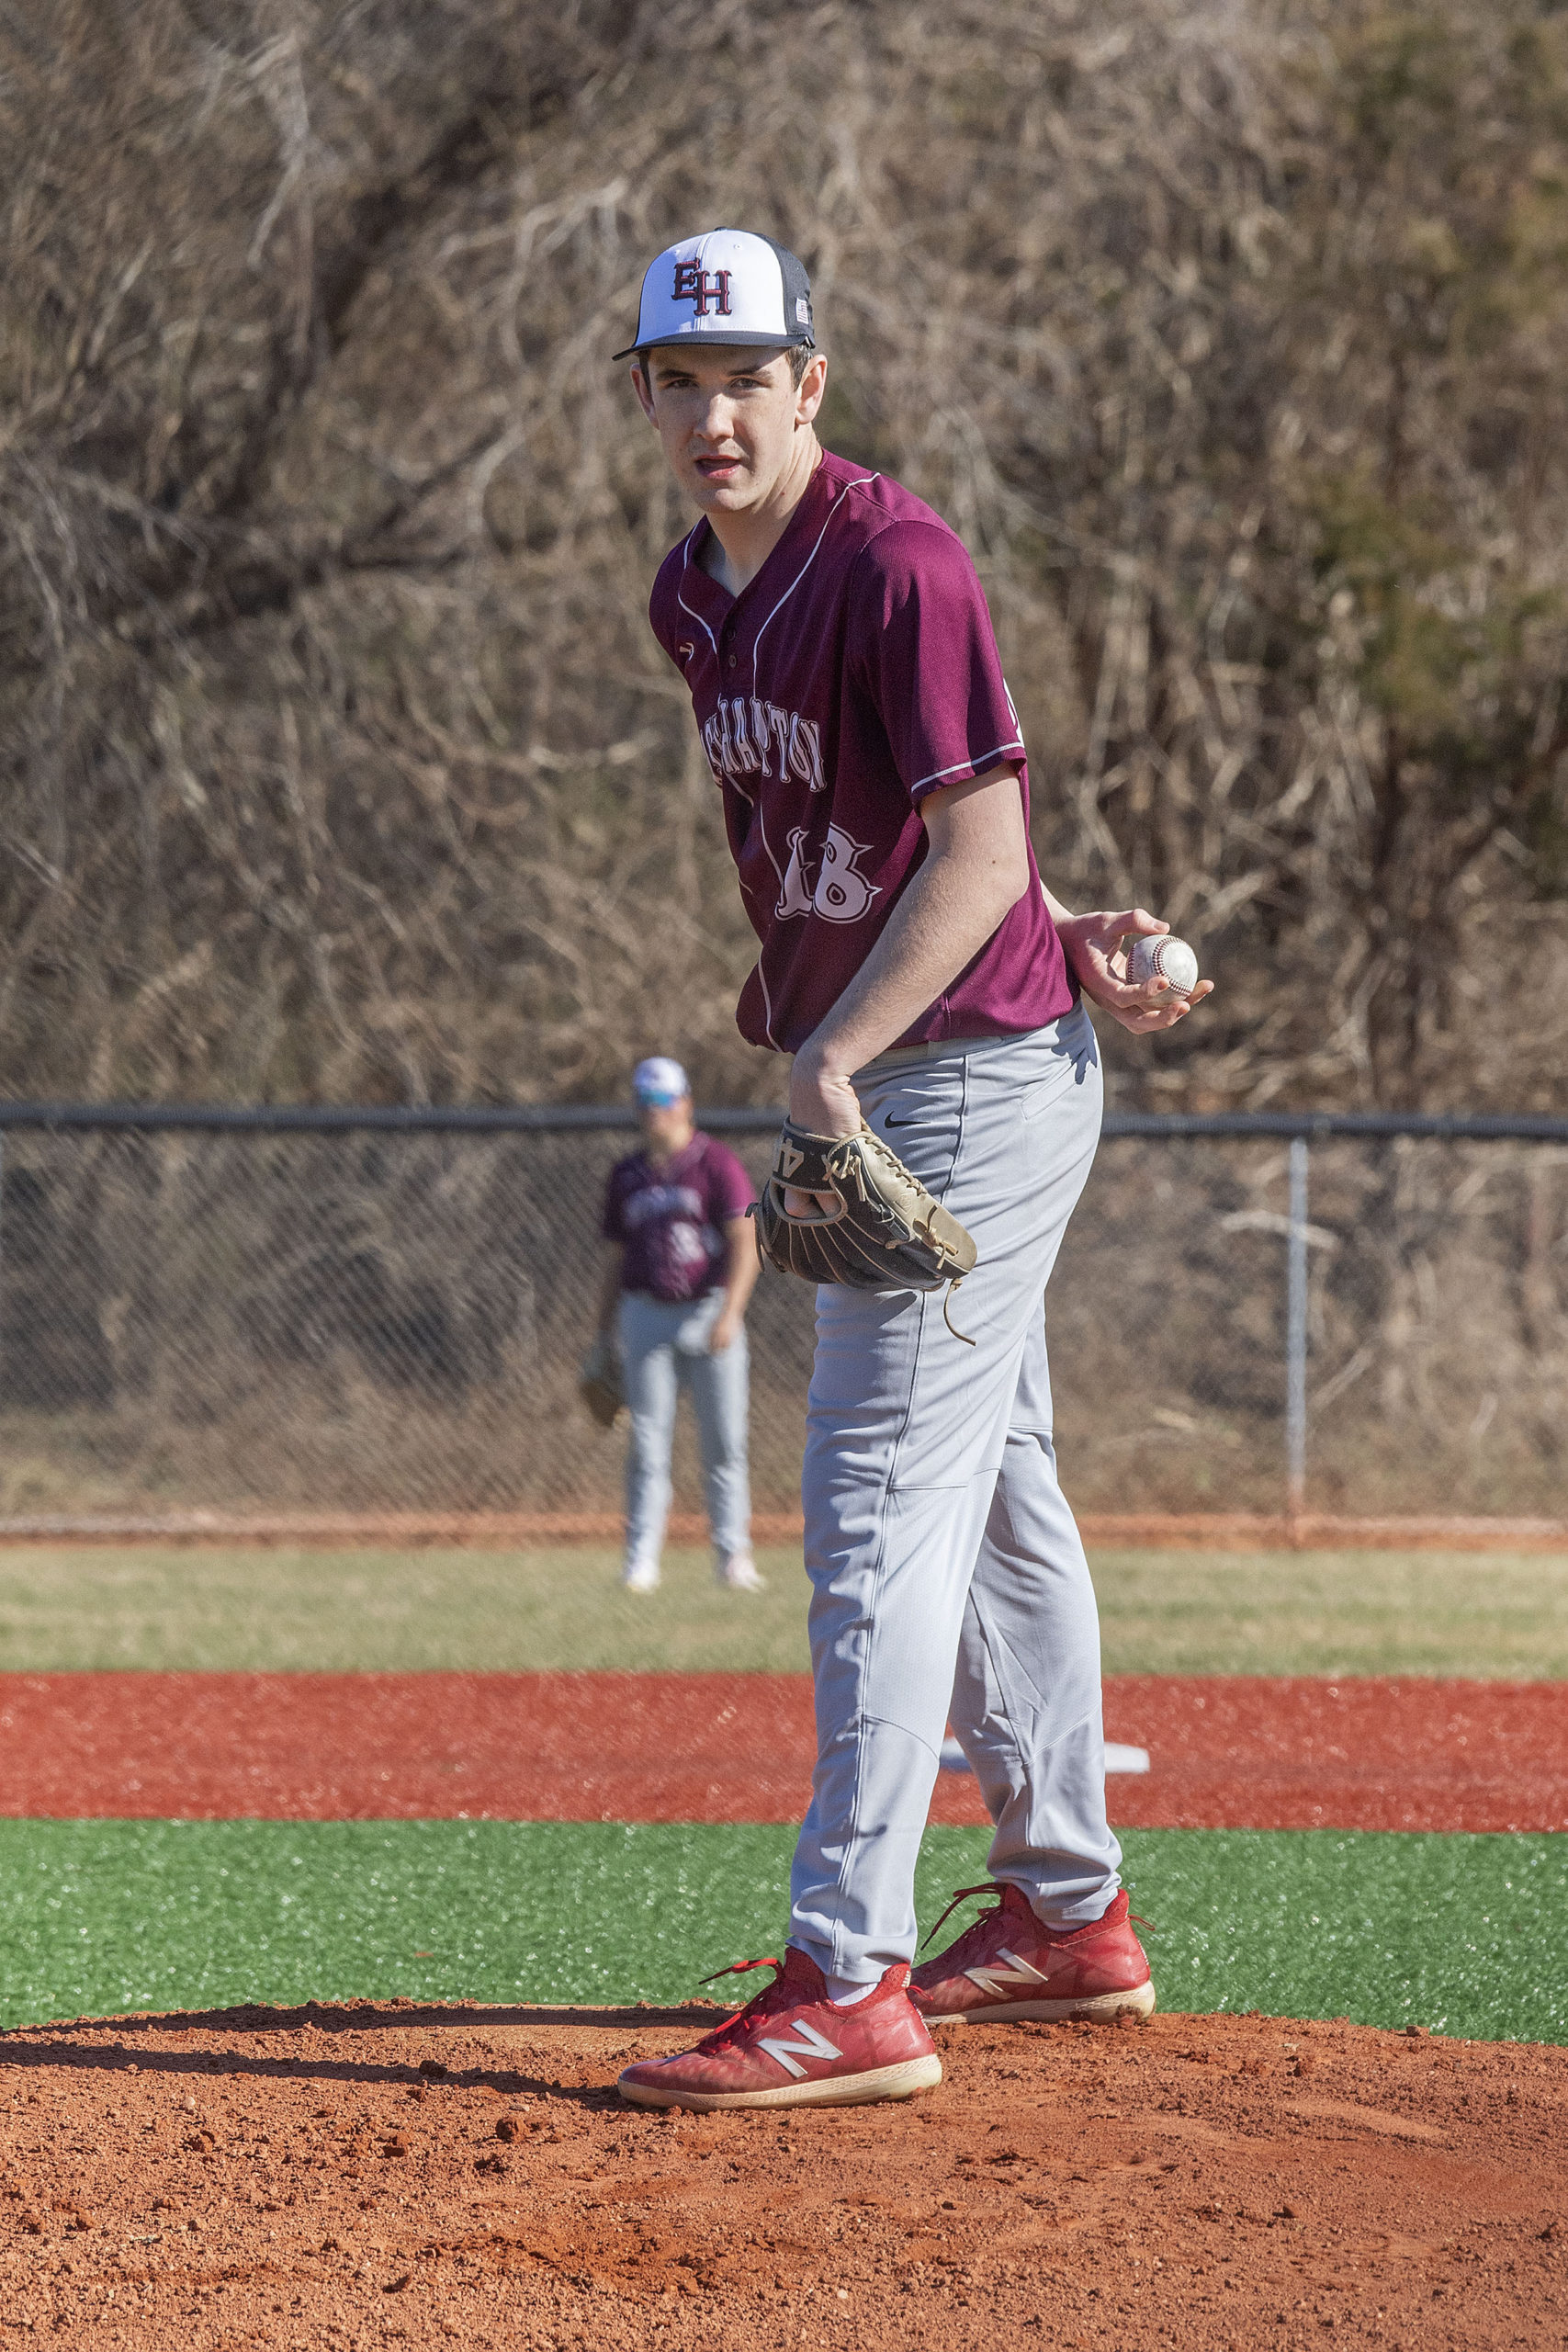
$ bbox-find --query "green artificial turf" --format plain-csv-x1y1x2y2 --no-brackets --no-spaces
0,1819,1562,2045
1,1543,1566,1676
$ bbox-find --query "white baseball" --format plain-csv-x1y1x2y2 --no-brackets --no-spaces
1127,933,1200,997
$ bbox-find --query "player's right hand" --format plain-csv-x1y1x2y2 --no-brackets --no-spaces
1056,906,1214,1034
784,1044,862,1216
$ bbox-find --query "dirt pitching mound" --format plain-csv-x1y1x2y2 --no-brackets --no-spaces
0,2002,1562,2348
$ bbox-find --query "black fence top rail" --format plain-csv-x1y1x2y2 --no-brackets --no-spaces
0,1101,1566,1142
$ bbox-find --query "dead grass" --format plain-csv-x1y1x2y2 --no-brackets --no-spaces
0,1543,1562,1678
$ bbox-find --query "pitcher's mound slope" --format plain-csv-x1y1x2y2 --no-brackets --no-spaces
2,2002,1562,2347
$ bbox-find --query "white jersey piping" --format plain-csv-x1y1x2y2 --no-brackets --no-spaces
676,526,721,662
750,474,879,689
722,770,784,1048
910,739,1025,795
753,952,778,1048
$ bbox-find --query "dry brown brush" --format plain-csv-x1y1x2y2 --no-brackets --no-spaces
4,0,1568,1111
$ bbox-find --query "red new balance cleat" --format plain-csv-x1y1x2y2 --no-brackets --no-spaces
909,1883,1156,2025
617,1948,942,2111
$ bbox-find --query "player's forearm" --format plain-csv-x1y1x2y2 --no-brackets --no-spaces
796,833,1026,1088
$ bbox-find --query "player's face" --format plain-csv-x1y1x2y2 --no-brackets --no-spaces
633,347,826,516
638,1094,694,1153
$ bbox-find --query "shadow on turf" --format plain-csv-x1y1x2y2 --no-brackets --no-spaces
0,2001,726,2103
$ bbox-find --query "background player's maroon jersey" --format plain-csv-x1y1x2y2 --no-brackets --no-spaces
649,451,1076,1054
602,1133,755,1303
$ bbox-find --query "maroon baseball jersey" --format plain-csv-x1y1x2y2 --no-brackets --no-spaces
649,450,1075,1053
602,1134,756,1303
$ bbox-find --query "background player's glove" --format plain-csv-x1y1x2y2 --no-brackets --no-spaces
579,1332,625,1429
751,1120,978,1304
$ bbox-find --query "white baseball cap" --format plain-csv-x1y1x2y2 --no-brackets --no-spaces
632,1056,690,1106
614,229,815,363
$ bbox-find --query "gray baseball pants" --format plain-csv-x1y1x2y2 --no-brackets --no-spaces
619,1288,751,1572
788,1008,1122,1985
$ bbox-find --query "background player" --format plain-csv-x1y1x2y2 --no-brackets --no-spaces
594,1056,761,1594
613,232,1212,2109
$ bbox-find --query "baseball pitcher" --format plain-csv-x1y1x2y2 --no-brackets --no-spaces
612,232,1213,2112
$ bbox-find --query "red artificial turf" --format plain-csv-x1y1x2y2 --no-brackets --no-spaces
0,1672,1563,1828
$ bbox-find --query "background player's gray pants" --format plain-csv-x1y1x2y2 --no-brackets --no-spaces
789,1008,1122,1984
619,1289,751,1571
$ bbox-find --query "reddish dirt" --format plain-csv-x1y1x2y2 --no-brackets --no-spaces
0,2003,1563,2349
1104,1676,1568,1833
2,1510,1567,1550
2,1672,1565,1831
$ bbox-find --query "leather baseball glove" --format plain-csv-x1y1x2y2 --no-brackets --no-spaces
579,1332,625,1429
751,1120,977,1329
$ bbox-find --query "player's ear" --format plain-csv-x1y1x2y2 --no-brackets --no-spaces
795,352,827,426
631,360,657,424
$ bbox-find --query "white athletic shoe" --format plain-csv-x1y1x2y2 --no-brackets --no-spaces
622,1560,660,1594
716,1554,766,1593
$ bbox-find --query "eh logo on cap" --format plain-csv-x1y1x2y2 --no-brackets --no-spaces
672,261,732,319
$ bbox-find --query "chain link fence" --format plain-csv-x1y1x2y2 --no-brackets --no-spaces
0,1105,1564,1523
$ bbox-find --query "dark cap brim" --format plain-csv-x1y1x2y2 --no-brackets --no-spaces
614,333,816,364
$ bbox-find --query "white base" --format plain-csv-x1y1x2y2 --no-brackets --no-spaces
938,1736,1149,1776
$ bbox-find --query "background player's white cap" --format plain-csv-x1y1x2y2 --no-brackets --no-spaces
614,230,815,363
632,1056,690,1106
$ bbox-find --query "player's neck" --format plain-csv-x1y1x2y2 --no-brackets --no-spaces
699,434,823,597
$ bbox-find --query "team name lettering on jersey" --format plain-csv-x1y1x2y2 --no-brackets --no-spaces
623,1184,704,1230
702,696,824,792
776,825,881,925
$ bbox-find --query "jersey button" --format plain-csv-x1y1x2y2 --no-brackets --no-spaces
728,654,738,668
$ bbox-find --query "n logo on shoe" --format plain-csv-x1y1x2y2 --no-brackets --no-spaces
963,1950,1050,1999
755,2020,843,2080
